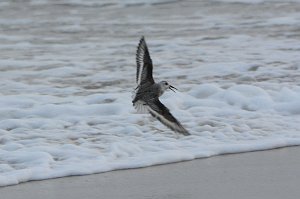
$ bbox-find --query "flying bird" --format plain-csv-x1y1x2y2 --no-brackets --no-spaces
132,36,190,136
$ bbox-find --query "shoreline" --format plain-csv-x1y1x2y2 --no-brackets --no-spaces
1,146,300,199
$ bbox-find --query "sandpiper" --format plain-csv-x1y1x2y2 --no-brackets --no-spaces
132,36,190,136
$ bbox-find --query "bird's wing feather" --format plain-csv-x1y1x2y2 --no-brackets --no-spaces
146,98,190,136
136,36,154,86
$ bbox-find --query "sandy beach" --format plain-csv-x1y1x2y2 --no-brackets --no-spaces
1,147,300,199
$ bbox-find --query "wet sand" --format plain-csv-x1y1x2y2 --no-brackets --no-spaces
1,147,300,199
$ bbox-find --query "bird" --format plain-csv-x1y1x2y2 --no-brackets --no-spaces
132,36,190,136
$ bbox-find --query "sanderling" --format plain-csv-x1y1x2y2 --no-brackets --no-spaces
132,36,190,136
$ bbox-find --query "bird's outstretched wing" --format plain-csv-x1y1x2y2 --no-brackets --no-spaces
146,98,190,136
136,36,154,86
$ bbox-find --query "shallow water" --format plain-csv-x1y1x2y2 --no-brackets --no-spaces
0,0,300,186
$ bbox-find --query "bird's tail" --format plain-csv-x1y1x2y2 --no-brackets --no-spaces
133,100,148,114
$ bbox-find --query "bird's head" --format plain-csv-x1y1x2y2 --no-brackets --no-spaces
159,81,177,92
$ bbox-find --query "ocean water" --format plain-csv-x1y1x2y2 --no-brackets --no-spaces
0,0,300,186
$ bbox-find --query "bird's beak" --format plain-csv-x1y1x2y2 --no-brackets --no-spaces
169,85,177,92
